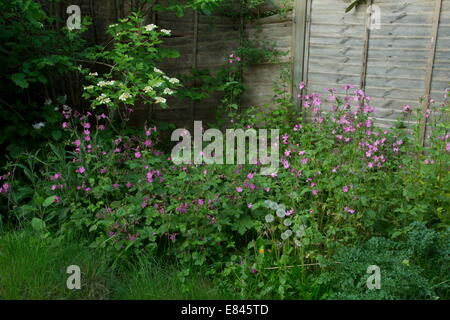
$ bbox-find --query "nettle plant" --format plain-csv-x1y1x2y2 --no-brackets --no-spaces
81,13,181,116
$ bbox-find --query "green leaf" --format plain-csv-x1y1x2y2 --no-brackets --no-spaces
11,73,29,89
43,195,56,208
52,130,62,141
31,217,46,231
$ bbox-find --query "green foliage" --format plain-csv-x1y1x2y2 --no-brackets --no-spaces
1,3,449,300
0,230,232,299
81,13,181,113
0,0,89,160
319,223,449,299
0,230,113,299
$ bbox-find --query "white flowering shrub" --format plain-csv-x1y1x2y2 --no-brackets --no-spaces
81,13,181,110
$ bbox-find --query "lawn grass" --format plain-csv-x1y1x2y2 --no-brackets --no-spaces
0,230,232,300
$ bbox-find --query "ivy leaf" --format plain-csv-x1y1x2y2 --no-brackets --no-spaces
11,73,29,89
52,130,62,141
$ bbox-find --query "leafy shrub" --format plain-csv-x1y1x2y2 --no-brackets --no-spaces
0,0,89,159
318,223,449,300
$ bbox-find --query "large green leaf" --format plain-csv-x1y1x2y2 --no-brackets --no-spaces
11,73,29,89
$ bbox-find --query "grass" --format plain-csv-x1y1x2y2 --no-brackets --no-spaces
0,230,232,300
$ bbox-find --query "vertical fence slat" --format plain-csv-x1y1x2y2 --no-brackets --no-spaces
191,10,199,124
292,0,308,112
360,0,372,93
303,0,312,99
420,0,443,146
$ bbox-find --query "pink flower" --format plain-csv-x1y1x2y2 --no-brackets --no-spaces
98,125,105,131
85,187,91,192
403,105,412,113
247,173,255,179
312,189,318,196
368,162,373,168
0,183,9,194
343,185,349,193
135,152,142,159
198,199,204,206
144,140,152,147
51,173,62,180
248,203,253,208
62,122,69,128
84,122,91,129
126,182,133,188
286,209,295,216
344,207,355,214
76,167,85,174
73,140,81,147
236,187,243,193
54,196,61,203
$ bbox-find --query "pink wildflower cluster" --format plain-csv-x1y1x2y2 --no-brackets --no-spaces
0,183,9,194
228,53,241,64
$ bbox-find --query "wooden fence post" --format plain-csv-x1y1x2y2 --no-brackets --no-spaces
360,0,373,93
420,0,442,146
191,10,199,125
292,0,309,113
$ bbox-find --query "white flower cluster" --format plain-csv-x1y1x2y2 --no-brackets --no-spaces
144,24,157,32
97,80,115,87
164,88,174,95
169,78,180,84
118,92,132,101
143,86,154,93
33,122,46,129
160,29,171,36
155,97,166,104
97,93,111,104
